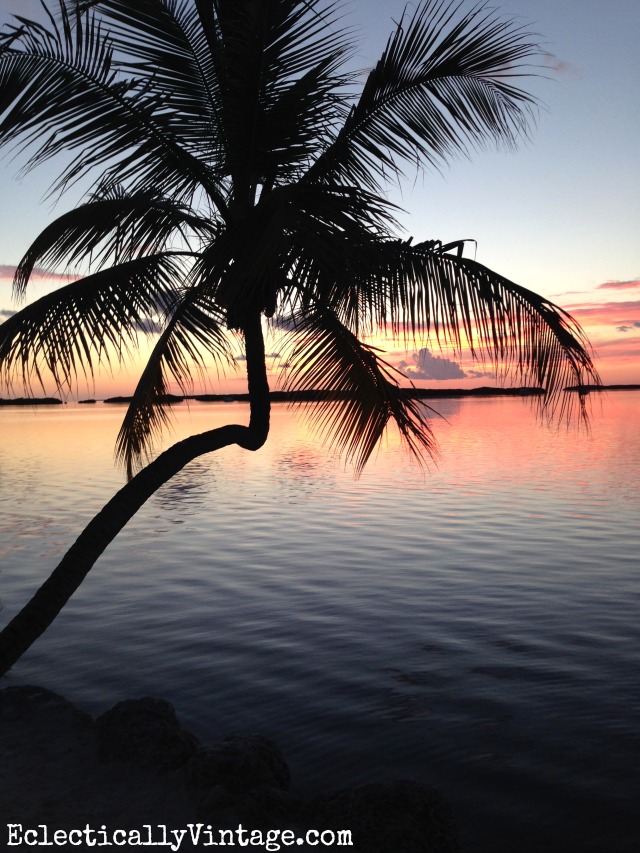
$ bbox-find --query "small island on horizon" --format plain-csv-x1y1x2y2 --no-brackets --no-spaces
1,384,639,406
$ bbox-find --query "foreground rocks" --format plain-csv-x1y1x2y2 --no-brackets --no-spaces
308,781,459,853
0,685,460,851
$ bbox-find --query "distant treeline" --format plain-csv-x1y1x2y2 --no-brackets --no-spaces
100,387,547,404
3,385,638,406
563,384,640,393
0,397,64,406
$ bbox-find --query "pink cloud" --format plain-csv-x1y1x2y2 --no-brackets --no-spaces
0,265,17,282
541,298,640,383
545,55,579,77
564,300,640,326
0,264,72,282
596,279,640,290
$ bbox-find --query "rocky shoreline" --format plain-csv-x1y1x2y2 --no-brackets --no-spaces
0,685,460,852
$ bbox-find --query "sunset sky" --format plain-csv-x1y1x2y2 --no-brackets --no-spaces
0,0,638,398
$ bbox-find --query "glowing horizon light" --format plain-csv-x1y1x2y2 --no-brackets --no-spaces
1,262,638,398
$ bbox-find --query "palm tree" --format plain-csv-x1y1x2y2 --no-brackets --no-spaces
0,0,599,677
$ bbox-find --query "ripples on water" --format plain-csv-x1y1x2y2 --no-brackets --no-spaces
1,394,639,851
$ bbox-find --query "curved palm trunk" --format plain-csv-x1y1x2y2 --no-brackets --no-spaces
0,314,270,678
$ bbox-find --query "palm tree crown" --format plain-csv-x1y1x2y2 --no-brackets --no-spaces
0,0,599,478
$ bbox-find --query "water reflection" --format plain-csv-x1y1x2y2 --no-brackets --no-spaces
1,395,639,853
272,444,335,501
152,459,217,514
419,397,463,421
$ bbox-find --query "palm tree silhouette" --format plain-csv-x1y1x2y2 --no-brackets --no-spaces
0,0,599,675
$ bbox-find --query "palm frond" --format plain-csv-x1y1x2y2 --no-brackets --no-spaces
72,0,224,162
0,252,187,393
279,303,437,473
13,183,216,296
258,50,353,187
115,286,234,478
276,182,402,335
209,0,352,193
306,0,541,188
0,2,227,210
326,240,600,409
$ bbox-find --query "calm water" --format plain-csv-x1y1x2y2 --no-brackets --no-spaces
1,393,639,852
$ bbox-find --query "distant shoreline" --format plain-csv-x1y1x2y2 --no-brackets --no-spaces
1,384,639,406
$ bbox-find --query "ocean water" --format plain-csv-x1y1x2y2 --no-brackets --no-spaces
1,392,639,852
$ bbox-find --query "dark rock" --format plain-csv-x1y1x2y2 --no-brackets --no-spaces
307,779,460,853
188,734,297,825
0,688,461,849
0,685,97,821
0,684,93,732
196,783,302,826
189,734,291,793
95,697,198,772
